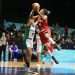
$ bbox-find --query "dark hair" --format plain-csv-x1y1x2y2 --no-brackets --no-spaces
43,9,50,15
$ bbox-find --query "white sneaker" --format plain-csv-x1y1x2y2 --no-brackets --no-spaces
24,66,28,72
27,68,32,73
24,67,32,73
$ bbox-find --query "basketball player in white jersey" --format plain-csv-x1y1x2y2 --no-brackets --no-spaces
23,3,41,73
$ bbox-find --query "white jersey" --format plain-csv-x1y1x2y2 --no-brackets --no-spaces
26,23,36,48
28,24,36,40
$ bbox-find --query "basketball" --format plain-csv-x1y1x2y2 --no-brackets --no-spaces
32,3,40,11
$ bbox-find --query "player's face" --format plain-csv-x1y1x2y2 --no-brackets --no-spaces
40,9,44,15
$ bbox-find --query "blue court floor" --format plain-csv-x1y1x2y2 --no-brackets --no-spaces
53,49,75,63
40,49,75,63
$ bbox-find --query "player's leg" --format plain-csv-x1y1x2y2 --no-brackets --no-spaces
45,33,56,44
44,42,54,55
23,39,30,72
45,33,60,50
25,39,33,72
44,42,59,64
36,35,42,63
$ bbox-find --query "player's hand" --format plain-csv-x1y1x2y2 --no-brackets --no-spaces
37,7,40,13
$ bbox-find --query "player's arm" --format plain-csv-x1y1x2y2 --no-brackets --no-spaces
34,21,38,25
38,12,47,21
26,18,33,26
29,10,38,20
31,15,38,20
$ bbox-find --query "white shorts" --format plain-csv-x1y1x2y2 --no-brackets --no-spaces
26,39,33,48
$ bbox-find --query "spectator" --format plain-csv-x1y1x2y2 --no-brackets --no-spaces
6,32,13,60
65,37,74,49
1,32,7,61
0,32,3,61
60,37,67,49
15,31,24,60
9,42,19,62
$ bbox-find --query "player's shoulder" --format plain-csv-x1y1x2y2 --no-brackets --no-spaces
43,15,48,20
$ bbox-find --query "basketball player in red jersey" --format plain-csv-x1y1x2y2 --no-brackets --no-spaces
37,8,57,55
35,9,60,64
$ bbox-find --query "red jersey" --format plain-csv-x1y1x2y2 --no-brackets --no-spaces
37,18,51,44
38,18,50,33
38,18,53,52
39,31,49,44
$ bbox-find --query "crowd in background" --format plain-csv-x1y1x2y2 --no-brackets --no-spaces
0,22,75,61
